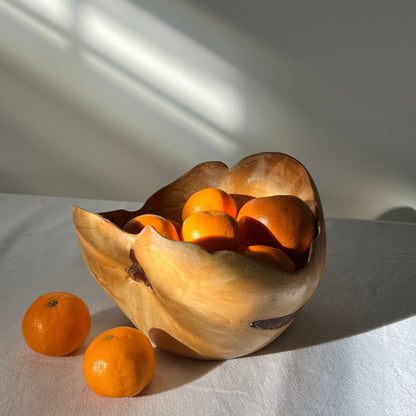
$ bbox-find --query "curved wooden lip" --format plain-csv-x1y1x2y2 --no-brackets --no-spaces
74,151,326,292
131,213,325,312
100,152,322,228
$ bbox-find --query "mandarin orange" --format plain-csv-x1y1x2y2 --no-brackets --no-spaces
181,210,241,252
237,195,315,255
83,326,155,397
182,188,237,221
123,214,180,240
21,291,91,356
241,245,296,272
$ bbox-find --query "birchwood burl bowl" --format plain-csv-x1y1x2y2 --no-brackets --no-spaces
73,152,326,360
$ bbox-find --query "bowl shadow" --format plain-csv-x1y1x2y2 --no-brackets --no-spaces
78,220,416,376
142,348,222,396
252,218,416,356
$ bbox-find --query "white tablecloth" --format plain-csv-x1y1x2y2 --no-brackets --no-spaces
1,193,415,415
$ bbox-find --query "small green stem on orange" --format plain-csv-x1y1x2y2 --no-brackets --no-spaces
48,300,58,307
106,335,113,340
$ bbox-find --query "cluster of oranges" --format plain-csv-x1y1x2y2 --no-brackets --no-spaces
123,187,316,273
22,292,155,398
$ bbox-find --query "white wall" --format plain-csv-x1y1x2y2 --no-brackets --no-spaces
1,0,415,220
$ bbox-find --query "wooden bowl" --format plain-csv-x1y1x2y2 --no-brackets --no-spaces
73,152,326,360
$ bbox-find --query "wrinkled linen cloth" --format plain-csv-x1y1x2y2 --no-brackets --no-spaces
1,193,415,416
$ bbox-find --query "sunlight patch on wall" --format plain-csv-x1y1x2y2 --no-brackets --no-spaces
82,49,239,155
0,0,70,47
13,0,72,28
78,1,243,134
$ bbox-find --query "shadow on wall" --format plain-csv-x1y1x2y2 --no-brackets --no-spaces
0,0,415,219
376,206,416,223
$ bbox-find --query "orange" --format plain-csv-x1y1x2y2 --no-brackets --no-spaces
182,188,237,221
241,245,296,273
21,291,91,356
181,210,241,252
83,326,155,397
123,214,180,240
237,195,315,255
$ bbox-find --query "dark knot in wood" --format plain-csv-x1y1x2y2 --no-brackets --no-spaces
126,247,153,291
249,309,300,330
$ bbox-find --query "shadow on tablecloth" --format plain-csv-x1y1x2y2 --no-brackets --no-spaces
253,218,416,355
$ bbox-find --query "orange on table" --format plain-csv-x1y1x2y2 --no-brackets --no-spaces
237,195,315,255
241,245,296,273
83,326,155,398
181,210,241,252
21,291,91,356
123,213,180,240
182,188,237,221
